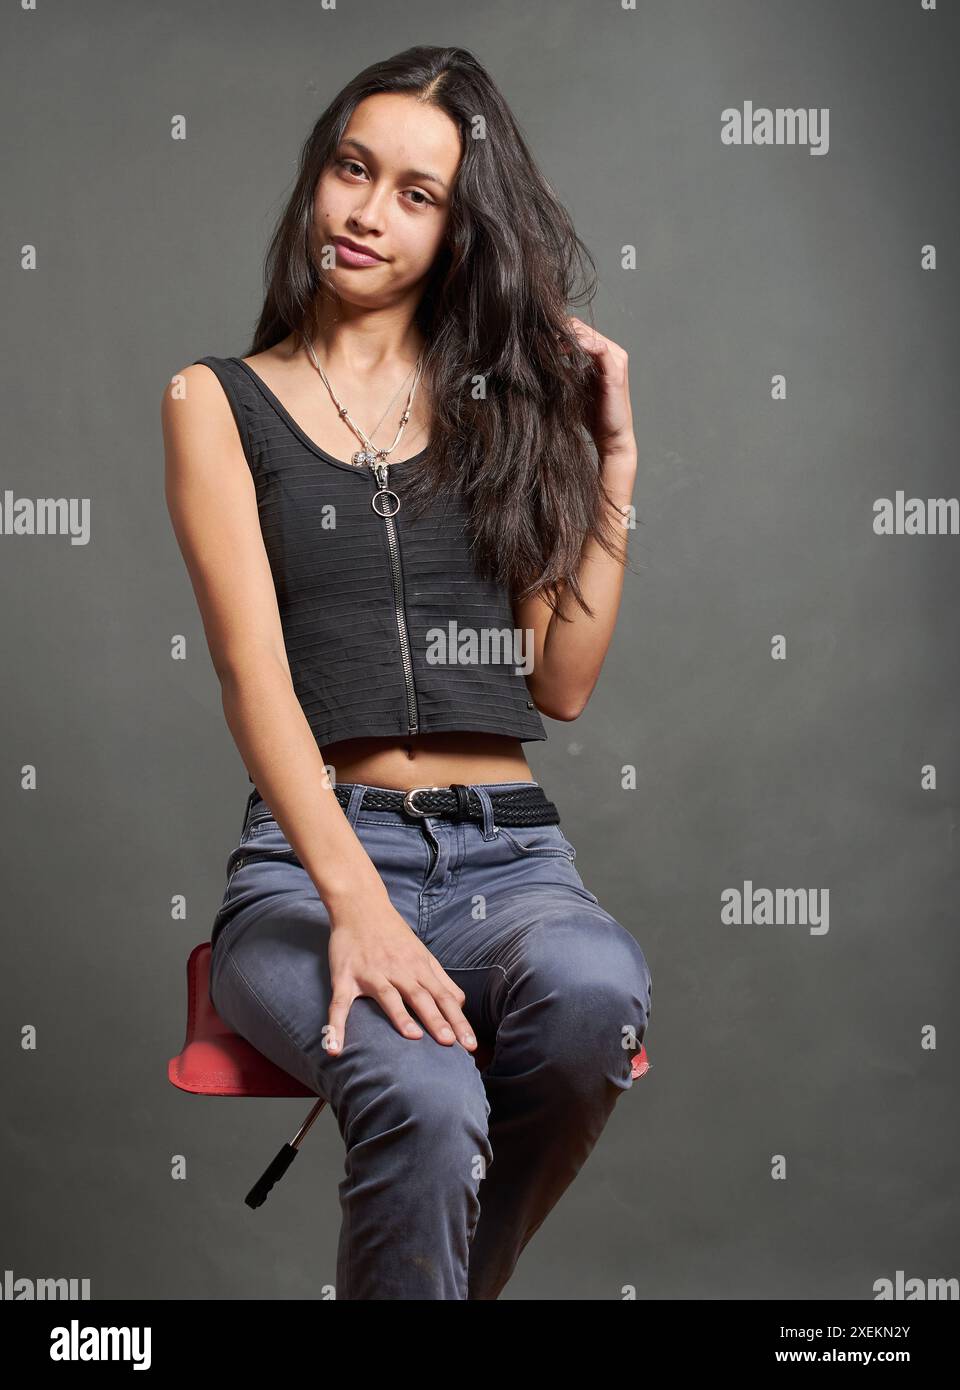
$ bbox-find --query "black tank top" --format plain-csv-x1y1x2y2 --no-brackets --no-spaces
193,356,547,778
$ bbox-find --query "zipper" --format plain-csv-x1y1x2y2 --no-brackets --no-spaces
372,461,419,735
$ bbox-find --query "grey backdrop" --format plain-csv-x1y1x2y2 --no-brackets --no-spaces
2,0,957,1300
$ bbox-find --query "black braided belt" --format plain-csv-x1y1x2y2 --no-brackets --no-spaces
251,782,560,827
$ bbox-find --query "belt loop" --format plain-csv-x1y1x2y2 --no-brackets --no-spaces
470,784,497,840
342,783,367,829
449,783,471,822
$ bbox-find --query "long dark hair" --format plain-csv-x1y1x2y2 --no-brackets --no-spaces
248,44,630,619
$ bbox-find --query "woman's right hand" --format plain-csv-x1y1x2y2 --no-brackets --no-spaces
323,894,478,1056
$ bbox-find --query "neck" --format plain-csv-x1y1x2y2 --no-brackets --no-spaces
304,297,425,378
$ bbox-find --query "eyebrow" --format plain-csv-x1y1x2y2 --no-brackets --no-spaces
338,138,449,193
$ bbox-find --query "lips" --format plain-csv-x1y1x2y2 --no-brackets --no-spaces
333,236,386,266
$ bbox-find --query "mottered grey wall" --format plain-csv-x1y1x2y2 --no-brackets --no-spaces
1,0,957,1301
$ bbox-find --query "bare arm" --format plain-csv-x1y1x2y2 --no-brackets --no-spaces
161,363,476,1054
516,318,638,720
162,364,384,907
516,454,636,721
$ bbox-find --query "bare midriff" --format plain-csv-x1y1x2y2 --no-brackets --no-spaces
318,730,536,791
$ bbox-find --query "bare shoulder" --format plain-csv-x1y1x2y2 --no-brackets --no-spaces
160,360,231,430
160,361,241,472
161,359,285,682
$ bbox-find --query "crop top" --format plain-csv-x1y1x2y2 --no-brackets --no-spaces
192,355,547,778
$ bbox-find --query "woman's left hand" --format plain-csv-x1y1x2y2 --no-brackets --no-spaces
564,315,637,466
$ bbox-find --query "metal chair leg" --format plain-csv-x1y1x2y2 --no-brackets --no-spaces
245,1098,327,1209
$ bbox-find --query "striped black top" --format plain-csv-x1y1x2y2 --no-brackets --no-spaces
192,356,547,772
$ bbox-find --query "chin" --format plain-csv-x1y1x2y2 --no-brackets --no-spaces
328,279,394,304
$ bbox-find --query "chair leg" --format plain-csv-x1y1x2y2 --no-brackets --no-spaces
244,1098,327,1209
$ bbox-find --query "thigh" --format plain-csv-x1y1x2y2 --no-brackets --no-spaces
208,817,484,1105
427,821,653,1058
209,860,338,1096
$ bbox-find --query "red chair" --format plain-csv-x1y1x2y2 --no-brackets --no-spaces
169,941,649,1207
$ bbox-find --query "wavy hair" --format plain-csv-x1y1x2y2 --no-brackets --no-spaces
248,44,629,619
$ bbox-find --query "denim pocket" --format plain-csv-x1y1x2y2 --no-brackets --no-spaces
497,823,577,860
224,843,248,890
243,811,276,839
225,817,299,888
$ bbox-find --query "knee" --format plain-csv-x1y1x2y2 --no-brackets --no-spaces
527,911,652,1091
336,1039,491,1172
554,908,651,1021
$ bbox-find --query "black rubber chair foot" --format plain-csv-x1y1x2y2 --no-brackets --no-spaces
245,1143,299,1209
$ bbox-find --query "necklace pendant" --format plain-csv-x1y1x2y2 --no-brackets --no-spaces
352,448,376,467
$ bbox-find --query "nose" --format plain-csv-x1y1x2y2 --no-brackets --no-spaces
350,186,388,234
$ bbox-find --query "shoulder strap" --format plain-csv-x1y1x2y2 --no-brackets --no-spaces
192,355,258,473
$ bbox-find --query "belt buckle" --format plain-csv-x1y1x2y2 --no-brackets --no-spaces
402,784,448,818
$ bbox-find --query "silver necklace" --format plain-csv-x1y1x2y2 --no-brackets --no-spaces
303,338,426,516
367,366,416,443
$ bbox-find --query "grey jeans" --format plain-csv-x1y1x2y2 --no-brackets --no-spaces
208,780,653,1300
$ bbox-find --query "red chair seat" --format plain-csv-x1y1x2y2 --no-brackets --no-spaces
168,942,316,1097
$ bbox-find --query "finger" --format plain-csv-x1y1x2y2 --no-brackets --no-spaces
423,963,477,1050
325,987,357,1056
570,320,624,362
558,315,596,354
434,988,478,1050
402,983,473,1048
564,316,606,351
373,982,425,1040
424,956,467,1006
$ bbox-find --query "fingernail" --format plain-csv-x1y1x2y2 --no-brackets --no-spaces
463,1034,476,1047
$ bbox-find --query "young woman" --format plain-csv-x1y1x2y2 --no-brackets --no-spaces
162,44,652,1301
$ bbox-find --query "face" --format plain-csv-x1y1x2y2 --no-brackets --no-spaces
312,92,462,305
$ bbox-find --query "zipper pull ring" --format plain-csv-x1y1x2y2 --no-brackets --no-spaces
370,461,401,517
